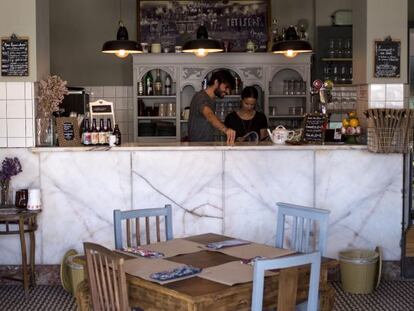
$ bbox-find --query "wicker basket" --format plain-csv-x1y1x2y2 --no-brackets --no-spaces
367,128,413,153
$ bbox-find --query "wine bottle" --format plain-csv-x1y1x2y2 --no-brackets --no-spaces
165,75,172,96
98,119,106,145
154,69,162,95
106,118,113,145
82,119,91,145
113,124,122,146
91,118,99,145
145,71,153,96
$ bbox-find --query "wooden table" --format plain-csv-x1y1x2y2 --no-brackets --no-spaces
0,206,40,294
125,233,337,311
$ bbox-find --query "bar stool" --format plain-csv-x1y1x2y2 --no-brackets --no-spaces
0,206,41,294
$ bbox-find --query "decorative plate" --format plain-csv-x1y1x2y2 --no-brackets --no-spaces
60,249,78,293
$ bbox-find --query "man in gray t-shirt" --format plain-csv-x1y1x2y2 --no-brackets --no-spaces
188,70,236,144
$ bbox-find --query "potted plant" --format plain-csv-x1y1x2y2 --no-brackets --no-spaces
0,157,22,207
36,75,68,146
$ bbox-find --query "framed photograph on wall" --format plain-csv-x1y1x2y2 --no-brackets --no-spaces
137,0,271,52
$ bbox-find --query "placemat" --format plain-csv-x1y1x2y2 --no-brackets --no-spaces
218,243,295,259
198,261,275,286
124,258,201,285
144,238,204,258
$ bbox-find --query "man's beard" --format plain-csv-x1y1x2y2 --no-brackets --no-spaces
214,88,225,98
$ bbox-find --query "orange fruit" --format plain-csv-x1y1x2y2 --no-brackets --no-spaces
342,118,350,128
348,111,357,118
349,118,359,127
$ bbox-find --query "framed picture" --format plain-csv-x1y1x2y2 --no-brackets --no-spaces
137,0,271,52
56,117,81,147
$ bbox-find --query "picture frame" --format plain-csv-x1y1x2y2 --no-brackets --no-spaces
137,0,271,52
56,117,81,147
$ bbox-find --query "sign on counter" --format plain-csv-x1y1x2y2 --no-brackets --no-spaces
56,117,81,147
374,38,400,78
303,113,328,144
1,34,29,77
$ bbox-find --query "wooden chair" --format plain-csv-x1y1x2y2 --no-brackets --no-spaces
113,204,173,249
84,242,129,311
276,202,330,256
251,251,322,311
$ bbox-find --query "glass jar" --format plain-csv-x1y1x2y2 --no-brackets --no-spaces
0,179,10,207
36,117,55,147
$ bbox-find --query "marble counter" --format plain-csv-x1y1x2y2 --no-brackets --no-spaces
0,145,402,264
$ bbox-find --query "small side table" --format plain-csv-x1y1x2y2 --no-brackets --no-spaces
0,206,40,293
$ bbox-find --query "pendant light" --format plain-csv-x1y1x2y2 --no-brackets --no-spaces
182,25,223,57
272,26,312,58
102,0,142,58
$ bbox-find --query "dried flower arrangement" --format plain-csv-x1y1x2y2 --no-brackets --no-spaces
0,157,22,206
37,75,69,118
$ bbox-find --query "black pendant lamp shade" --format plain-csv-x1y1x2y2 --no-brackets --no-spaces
183,25,223,57
102,22,142,58
272,26,312,58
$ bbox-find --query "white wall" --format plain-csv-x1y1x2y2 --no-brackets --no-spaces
36,0,50,81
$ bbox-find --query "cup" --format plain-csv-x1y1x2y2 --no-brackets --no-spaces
175,46,182,53
151,43,161,53
163,47,170,53
109,135,116,147
167,103,175,117
15,189,28,208
159,103,166,117
141,42,149,53
27,189,41,210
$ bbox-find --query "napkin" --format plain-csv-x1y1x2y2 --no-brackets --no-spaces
150,265,202,282
206,239,251,250
122,247,164,258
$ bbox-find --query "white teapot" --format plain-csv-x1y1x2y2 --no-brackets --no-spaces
267,125,295,144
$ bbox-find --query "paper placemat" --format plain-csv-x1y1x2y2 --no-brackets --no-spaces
218,243,295,259
143,238,204,258
198,261,275,286
124,258,201,285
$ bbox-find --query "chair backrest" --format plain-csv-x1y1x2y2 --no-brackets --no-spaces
251,251,322,311
113,204,173,249
276,202,330,256
84,242,129,311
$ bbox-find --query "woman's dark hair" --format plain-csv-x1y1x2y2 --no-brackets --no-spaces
207,69,235,89
241,86,258,100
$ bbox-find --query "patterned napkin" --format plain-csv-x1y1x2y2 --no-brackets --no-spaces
150,265,202,282
206,239,251,250
240,256,267,265
122,247,164,258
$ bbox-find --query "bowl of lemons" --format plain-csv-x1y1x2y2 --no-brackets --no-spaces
341,112,361,144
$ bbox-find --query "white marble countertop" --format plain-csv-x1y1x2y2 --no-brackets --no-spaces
30,142,369,152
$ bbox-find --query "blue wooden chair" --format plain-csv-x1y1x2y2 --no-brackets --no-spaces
276,202,330,256
251,251,322,311
113,204,173,249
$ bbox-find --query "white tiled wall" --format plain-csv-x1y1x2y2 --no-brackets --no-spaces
0,82,35,147
84,86,134,143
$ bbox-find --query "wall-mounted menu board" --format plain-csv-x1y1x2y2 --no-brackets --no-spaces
374,39,400,78
1,35,29,76
303,113,327,144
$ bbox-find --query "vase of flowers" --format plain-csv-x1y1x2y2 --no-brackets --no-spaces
0,157,22,207
36,75,68,146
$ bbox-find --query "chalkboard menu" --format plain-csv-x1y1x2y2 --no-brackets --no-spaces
303,113,328,144
374,39,400,78
56,117,81,147
1,36,29,76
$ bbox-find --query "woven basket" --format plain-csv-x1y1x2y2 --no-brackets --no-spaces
367,128,412,153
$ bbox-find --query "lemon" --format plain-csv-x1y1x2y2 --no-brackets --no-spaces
348,111,357,118
349,118,359,127
342,118,350,128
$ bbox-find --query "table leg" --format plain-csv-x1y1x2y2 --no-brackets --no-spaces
19,217,29,294
29,228,35,287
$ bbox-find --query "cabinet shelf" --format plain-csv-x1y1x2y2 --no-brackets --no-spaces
269,95,306,98
137,116,176,120
137,95,177,99
180,120,189,123
321,58,352,62
269,115,304,119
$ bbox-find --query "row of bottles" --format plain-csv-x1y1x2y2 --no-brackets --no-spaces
81,118,121,146
138,69,172,96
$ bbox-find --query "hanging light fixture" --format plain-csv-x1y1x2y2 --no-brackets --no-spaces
272,26,312,58
182,25,223,57
102,0,142,58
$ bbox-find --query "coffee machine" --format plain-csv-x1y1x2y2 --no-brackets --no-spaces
59,87,89,118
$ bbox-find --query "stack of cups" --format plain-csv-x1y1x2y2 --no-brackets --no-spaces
27,189,42,210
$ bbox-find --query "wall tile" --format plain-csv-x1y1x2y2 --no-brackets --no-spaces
368,101,386,108
90,86,103,98
0,119,6,137
25,82,33,100
103,86,116,98
369,84,386,101
7,119,25,137
6,100,25,118
7,138,26,147
127,86,133,98
0,83,6,100
115,110,129,122
386,84,403,101
115,86,127,98
0,138,6,147
25,99,33,118
386,101,404,108
114,98,128,110
0,100,6,118
25,119,33,137
26,137,34,147
6,82,25,100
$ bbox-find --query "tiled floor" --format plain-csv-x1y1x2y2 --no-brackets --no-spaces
1,281,414,311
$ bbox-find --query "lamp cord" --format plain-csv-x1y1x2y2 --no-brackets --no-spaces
119,0,122,24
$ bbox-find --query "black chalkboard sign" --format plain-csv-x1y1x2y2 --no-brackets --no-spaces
303,113,328,144
1,35,29,76
374,39,400,78
56,117,81,147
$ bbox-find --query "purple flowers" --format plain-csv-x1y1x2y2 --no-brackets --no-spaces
0,157,22,181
